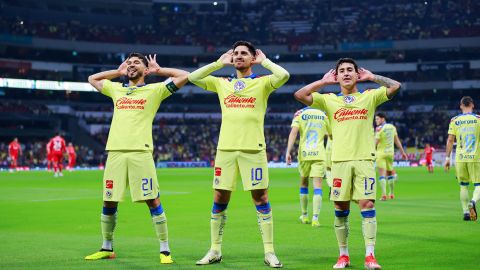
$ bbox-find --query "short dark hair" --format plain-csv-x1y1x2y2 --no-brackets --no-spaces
461,96,474,107
232,41,256,56
335,58,359,73
127,52,148,67
376,112,387,120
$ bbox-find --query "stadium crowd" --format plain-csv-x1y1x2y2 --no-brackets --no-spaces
1,0,478,46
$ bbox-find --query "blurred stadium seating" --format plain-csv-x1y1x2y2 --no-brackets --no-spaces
0,0,479,168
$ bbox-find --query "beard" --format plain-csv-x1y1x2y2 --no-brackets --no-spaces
127,71,142,80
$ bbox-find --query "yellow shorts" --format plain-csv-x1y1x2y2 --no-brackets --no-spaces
455,162,480,185
213,149,269,191
298,160,325,178
326,151,332,169
376,154,394,171
330,160,376,201
103,151,159,202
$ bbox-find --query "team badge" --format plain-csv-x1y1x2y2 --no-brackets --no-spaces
215,167,222,176
105,180,114,189
333,190,340,198
234,81,246,93
343,95,356,104
105,190,112,198
214,178,220,185
333,178,342,188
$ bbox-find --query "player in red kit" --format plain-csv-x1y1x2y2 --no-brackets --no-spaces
424,143,435,173
48,133,67,177
46,140,53,171
8,138,21,172
67,142,76,171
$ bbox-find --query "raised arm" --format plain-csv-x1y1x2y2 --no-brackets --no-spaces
394,135,408,159
286,127,299,165
358,68,402,99
445,134,455,171
147,54,189,89
253,49,289,88
294,69,337,106
188,50,232,88
88,61,127,92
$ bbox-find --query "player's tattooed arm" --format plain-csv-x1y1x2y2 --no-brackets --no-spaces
358,68,401,99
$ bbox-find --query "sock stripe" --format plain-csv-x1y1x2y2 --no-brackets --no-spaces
361,209,376,218
300,187,309,194
150,204,164,216
474,183,480,186
379,176,386,180
314,188,323,195
102,206,117,215
212,202,228,213
387,176,395,180
335,209,350,217
256,202,271,214
460,182,470,186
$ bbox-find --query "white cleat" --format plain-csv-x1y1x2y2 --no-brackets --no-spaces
196,250,222,265
59,172,64,177
264,252,283,268
54,173,58,177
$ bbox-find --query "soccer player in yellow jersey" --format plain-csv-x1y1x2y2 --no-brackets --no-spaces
294,58,401,269
286,108,331,227
374,113,408,201
445,96,480,221
188,41,289,268
85,53,188,263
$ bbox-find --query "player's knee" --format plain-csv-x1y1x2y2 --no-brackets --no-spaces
103,201,118,209
251,189,268,204
359,200,375,209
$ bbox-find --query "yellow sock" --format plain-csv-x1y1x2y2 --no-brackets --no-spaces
256,203,274,254
460,186,470,212
312,189,322,219
361,208,377,249
300,187,308,216
210,211,227,252
334,210,349,250
257,211,274,253
152,213,169,252
101,213,116,250
379,176,387,196
473,186,480,203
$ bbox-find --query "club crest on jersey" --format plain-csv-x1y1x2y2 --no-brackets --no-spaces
234,80,246,93
105,190,112,198
343,95,356,104
214,178,220,185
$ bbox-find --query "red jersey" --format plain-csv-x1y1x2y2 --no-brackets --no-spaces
424,147,435,160
48,136,66,155
8,141,20,156
67,145,76,156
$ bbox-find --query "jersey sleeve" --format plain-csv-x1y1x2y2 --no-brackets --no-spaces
372,86,390,107
311,93,328,111
191,76,219,93
291,113,300,128
261,59,289,94
448,118,456,136
101,79,114,98
156,82,173,101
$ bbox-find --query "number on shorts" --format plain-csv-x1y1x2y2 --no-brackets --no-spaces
142,178,153,191
364,177,375,192
251,168,263,181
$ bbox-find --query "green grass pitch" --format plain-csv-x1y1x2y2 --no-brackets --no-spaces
0,167,477,269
